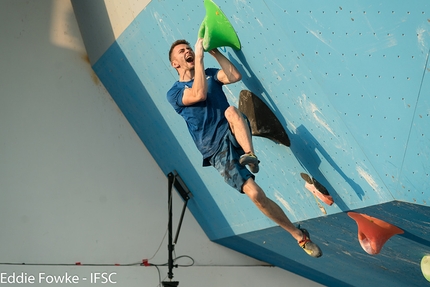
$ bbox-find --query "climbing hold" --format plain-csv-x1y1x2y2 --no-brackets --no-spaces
421,255,430,282
300,173,334,206
348,212,404,255
198,0,241,51
238,90,290,147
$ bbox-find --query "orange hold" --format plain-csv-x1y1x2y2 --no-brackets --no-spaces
348,212,404,255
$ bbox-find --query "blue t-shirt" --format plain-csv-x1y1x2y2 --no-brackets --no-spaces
167,68,230,164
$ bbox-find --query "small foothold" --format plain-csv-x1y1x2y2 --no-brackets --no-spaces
300,173,334,206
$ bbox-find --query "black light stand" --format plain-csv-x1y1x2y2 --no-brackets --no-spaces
162,171,192,287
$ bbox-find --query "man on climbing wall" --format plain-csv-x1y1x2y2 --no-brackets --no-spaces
167,38,322,258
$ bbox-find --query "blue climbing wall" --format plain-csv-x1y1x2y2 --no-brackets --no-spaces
93,1,430,286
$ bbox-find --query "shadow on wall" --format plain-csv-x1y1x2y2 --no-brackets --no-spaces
230,50,365,211
71,0,116,66
292,125,365,209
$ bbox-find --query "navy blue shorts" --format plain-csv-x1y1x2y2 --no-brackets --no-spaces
209,128,255,193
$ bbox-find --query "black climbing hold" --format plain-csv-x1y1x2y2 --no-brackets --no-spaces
238,90,290,147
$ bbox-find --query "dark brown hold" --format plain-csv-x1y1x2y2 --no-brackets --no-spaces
238,90,290,147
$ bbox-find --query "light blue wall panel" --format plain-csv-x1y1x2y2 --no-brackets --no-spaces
263,0,428,196
94,0,429,239
92,0,430,285
397,59,430,203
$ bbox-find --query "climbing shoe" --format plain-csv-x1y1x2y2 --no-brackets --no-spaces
239,152,260,173
298,228,322,258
